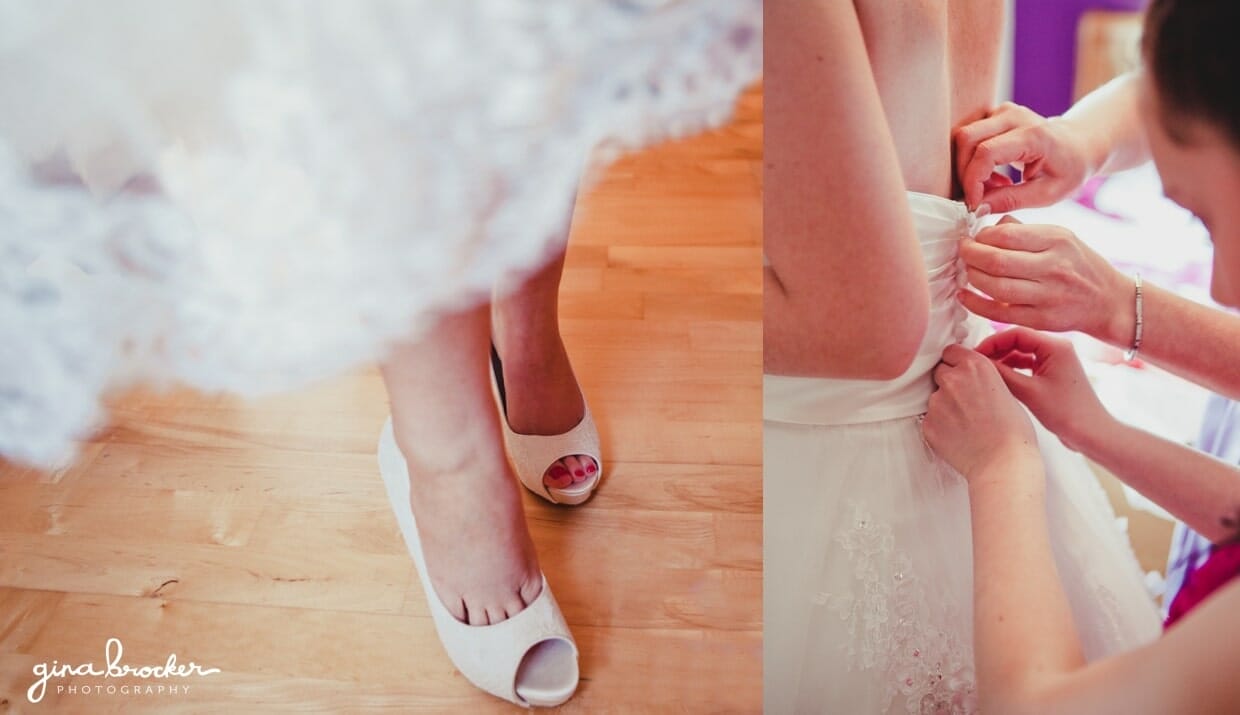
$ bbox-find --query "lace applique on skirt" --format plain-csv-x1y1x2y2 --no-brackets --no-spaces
819,500,978,714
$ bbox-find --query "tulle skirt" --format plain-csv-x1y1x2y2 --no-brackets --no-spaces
0,0,761,467
763,413,1161,714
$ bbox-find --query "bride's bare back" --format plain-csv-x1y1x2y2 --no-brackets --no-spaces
764,2,1004,377
856,0,1004,197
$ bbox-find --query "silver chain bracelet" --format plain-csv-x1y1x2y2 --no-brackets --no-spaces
1123,273,1143,362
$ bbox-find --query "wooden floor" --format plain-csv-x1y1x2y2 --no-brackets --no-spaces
0,85,763,713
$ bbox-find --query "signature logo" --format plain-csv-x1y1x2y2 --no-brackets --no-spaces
28,637,221,704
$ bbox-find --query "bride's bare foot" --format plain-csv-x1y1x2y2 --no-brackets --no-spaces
492,327,599,491
395,426,543,626
381,304,544,627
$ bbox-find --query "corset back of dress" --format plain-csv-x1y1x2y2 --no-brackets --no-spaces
764,191,990,426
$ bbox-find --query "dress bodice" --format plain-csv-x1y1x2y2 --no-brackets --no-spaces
764,191,991,426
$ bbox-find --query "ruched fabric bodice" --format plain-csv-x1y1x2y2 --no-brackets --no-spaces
764,191,992,426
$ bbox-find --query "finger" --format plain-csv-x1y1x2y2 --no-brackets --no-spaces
955,109,1030,207
954,109,1029,195
999,351,1037,371
954,106,1026,153
959,239,1041,280
960,128,1043,210
992,359,1036,399
974,325,1058,360
982,172,1015,193
975,326,1037,357
965,265,1041,305
972,222,1057,253
957,289,1044,328
980,178,1065,214
976,337,1028,363
940,343,972,366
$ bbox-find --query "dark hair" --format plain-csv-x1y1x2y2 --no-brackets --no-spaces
1142,0,1240,149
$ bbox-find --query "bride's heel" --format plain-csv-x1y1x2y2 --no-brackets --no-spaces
377,418,580,707
489,345,603,505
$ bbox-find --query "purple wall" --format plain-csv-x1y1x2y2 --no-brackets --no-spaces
1013,0,1147,117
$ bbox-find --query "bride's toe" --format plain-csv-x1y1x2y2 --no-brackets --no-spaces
520,576,543,607
545,462,575,489
572,455,598,482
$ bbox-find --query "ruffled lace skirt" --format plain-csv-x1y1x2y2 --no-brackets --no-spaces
0,0,761,467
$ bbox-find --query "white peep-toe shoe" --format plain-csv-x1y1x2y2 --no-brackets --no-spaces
489,346,602,506
377,418,580,707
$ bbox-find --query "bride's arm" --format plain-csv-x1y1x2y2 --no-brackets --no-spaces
763,0,928,379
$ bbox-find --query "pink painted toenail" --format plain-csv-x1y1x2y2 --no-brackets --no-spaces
586,463,597,474
550,465,569,478
574,469,585,477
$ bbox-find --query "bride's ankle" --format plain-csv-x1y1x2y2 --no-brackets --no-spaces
394,424,510,486
493,314,566,361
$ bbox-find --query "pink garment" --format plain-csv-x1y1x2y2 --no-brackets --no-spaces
1165,540,1240,629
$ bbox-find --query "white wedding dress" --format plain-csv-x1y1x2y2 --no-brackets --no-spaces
0,0,760,468
763,192,1162,714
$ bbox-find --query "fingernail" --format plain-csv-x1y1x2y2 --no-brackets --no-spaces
976,203,992,218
